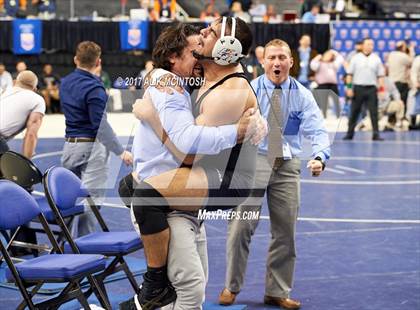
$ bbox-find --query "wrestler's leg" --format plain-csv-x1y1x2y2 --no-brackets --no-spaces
145,166,209,211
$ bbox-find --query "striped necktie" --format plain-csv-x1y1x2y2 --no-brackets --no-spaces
267,85,283,167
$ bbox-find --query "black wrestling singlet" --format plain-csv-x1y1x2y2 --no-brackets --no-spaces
192,73,258,205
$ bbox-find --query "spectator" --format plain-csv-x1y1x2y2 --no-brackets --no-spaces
229,1,251,23
253,46,265,79
358,72,405,132
32,0,56,18
38,64,61,114
0,63,13,95
311,49,344,118
0,0,27,17
343,38,385,141
0,70,45,157
300,0,322,16
301,3,320,23
140,60,154,80
12,61,27,80
200,2,220,21
263,4,281,23
387,41,414,115
409,55,420,130
291,34,318,88
249,0,267,19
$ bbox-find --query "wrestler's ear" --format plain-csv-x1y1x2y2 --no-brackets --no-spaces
169,53,177,66
289,56,294,68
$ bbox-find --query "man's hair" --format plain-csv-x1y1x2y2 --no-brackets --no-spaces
215,17,253,56
263,39,292,57
152,23,200,71
16,70,38,89
362,37,373,44
75,41,101,68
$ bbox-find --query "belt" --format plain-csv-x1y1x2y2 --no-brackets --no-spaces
65,137,96,143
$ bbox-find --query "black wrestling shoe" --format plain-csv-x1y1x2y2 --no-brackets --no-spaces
119,283,177,310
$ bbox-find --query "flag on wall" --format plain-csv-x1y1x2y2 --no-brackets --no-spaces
119,20,149,51
12,19,42,55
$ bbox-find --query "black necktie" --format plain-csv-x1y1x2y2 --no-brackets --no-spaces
267,85,283,167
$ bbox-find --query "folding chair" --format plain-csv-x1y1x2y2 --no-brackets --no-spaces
0,151,84,256
43,166,143,302
0,180,111,310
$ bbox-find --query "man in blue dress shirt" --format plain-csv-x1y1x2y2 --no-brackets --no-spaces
60,41,132,237
219,39,331,309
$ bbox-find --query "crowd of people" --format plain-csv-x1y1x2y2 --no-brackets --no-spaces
0,11,419,310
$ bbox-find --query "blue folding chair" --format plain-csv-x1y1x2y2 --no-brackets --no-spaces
0,151,84,256
0,180,111,310
43,166,143,302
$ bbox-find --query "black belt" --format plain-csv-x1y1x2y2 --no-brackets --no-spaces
65,137,96,143
354,85,376,88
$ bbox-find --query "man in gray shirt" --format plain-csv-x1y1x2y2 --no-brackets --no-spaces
387,41,414,115
343,38,385,141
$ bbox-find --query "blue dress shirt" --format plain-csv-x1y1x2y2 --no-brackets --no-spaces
132,84,238,180
60,68,124,155
251,75,330,161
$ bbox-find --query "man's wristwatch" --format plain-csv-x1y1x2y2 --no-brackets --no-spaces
314,156,326,171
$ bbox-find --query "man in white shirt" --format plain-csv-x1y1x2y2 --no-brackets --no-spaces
344,38,385,141
0,63,13,95
0,70,45,157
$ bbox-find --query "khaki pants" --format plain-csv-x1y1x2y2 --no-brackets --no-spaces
225,155,301,298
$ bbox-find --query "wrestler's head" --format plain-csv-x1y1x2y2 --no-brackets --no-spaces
198,17,253,66
152,23,202,78
262,39,293,85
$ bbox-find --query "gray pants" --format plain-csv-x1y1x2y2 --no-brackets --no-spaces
130,210,208,310
225,154,300,298
61,141,109,237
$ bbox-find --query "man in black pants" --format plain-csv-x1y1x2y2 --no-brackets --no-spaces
343,38,385,141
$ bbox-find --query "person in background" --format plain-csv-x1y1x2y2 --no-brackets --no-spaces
0,70,45,157
409,55,420,130
140,60,154,80
291,34,318,88
0,63,13,95
357,70,404,132
310,49,344,118
387,41,414,116
32,0,56,18
343,38,385,141
263,4,280,23
12,61,27,80
301,3,320,23
229,1,251,23
0,70,45,257
60,41,133,238
200,2,220,21
0,0,27,17
38,64,61,113
253,46,265,79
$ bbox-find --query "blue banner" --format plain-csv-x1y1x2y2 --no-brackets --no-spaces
13,19,42,55
332,20,419,62
332,21,419,97
119,20,149,51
